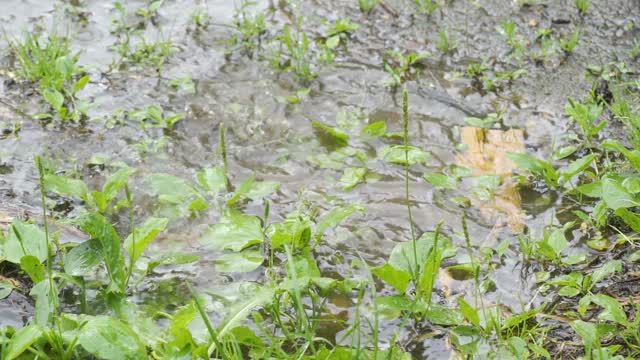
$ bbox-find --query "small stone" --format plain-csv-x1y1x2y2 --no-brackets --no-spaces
528,19,538,27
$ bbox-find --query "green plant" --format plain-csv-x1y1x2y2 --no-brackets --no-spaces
383,51,430,87
437,28,457,54
358,0,380,13
566,97,606,143
228,0,268,55
129,104,185,130
415,0,440,14
189,8,210,30
574,0,589,15
10,33,91,122
560,28,581,55
273,20,317,81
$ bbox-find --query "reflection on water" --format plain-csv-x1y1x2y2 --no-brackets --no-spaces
457,127,525,234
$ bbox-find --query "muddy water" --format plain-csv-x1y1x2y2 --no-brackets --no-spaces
1,0,639,356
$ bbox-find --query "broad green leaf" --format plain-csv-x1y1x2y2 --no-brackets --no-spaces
196,166,226,195
426,304,464,326
0,280,14,299
20,255,45,283
316,204,365,239
216,250,264,272
457,297,480,327
576,180,602,198
4,324,43,360
43,88,64,111
124,217,169,266
388,232,455,275
558,286,580,297
64,238,104,276
589,294,628,325
375,295,412,320
102,167,135,202
73,74,91,93
78,316,147,360
362,121,386,138
266,218,312,249
570,320,599,349
560,154,597,184
147,173,199,204
507,152,558,186
424,173,457,190
312,121,349,147
615,208,640,233
371,263,412,293
228,174,279,206
340,167,367,190
589,260,622,287
554,145,578,160
30,280,58,326
547,229,568,257
43,174,88,201
379,145,430,165
201,211,264,252
218,287,275,339
602,177,639,210
602,139,640,172
77,213,126,292
147,253,200,274
418,238,444,302
1,221,48,264
623,176,640,193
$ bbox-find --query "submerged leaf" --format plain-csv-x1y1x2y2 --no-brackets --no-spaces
124,217,169,266
78,316,147,360
216,250,264,272
379,145,430,165
201,211,264,252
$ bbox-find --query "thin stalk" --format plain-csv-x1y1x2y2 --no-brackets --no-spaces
402,88,419,281
124,184,135,288
189,283,225,358
35,156,57,325
219,122,230,192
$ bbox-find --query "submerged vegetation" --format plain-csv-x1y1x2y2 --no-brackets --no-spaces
1,0,640,359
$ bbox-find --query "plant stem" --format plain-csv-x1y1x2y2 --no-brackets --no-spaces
402,88,419,281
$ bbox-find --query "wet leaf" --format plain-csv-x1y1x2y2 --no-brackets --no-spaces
4,324,43,360
426,304,464,326
340,167,367,190
507,152,558,186
570,320,599,349
30,280,58,326
78,316,147,360
547,228,568,256
0,281,14,299
196,166,226,195
589,260,622,287
147,173,199,204
371,263,412,293
558,286,580,297
102,167,135,202
457,297,480,327
576,180,602,197
147,253,200,273
379,145,430,165
44,174,88,201
1,221,48,264
588,294,629,325
554,145,578,160
124,217,169,266
560,153,598,184
602,139,640,172
64,238,104,276
218,287,275,340
77,213,126,293
602,177,639,210
316,204,364,239
614,208,640,233
424,173,457,190
216,250,263,272
43,88,64,111
228,174,279,205
266,218,312,249
312,121,349,147
20,255,45,283
375,295,412,320
362,121,386,138
201,211,264,252
389,232,455,275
